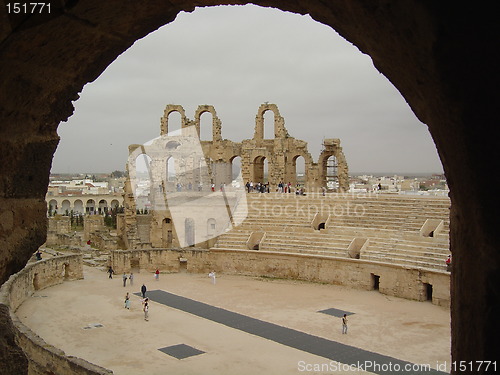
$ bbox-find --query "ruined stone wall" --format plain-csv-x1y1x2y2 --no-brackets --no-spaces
110,248,450,307
123,103,349,249
0,255,111,375
83,216,104,241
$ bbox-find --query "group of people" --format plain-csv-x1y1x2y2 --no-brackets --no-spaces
245,181,306,195
123,284,149,321
245,181,270,193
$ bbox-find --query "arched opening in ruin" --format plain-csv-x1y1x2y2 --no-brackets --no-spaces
253,156,269,185
199,111,213,141
134,154,152,204
263,110,275,140
293,155,306,188
230,156,242,183
324,155,339,191
162,217,173,247
167,110,182,135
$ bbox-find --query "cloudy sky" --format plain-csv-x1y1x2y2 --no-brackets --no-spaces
52,5,443,175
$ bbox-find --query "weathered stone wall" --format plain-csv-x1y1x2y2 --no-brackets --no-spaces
0,255,112,375
111,248,450,307
83,215,104,241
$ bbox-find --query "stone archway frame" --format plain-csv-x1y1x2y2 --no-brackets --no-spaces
194,105,223,142
289,153,314,190
253,103,289,140
1,1,499,371
252,155,269,184
160,105,188,136
318,139,349,193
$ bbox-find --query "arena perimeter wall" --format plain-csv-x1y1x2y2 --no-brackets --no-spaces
111,248,450,307
0,254,113,375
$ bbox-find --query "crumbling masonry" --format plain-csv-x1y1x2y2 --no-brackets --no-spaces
121,103,348,249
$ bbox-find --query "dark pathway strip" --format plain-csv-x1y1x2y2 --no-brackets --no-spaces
138,290,448,375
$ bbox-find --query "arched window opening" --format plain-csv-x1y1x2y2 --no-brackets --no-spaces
199,112,213,141
231,156,242,184
263,110,275,139
135,154,152,209
326,155,339,191
167,111,182,134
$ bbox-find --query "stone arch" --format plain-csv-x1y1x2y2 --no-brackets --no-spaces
318,141,349,193
253,103,287,140
252,155,268,184
288,154,309,189
160,105,187,135
194,105,222,142
230,155,242,183
0,2,498,370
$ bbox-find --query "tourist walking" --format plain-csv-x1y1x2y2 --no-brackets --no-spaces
208,270,216,285
141,283,147,298
107,266,114,279
122,273,128,287
129,272,134,286
143,298,149,321
342,314,348,334
155,268,160,280
124,292,130,309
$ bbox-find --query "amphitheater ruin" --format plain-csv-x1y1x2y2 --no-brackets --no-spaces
1,2,498,374
0,102,453,374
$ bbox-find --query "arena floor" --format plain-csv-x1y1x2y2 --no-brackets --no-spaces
16,266,451,374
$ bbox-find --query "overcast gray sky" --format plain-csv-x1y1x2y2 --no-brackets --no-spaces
52,5,443,175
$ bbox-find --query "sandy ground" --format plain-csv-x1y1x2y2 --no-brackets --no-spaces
16,266,451,375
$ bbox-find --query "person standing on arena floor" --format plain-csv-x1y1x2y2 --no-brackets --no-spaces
143,298,149,321
141,283,147,298
342,314,348,334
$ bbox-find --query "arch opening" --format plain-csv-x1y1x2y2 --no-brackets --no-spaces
199,111,213,141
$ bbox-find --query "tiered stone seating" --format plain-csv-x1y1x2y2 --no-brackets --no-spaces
213,193,451,271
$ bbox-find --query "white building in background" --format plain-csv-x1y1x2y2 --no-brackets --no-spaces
46,177,124,215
